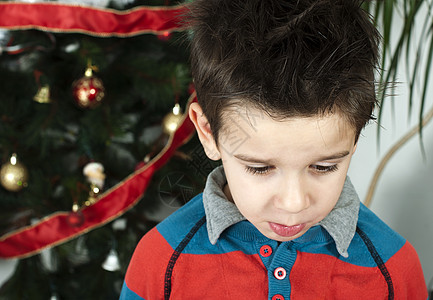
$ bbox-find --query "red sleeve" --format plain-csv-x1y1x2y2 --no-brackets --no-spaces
124,227,173,300
386,241,428,300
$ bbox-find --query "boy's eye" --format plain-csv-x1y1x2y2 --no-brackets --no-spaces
310,164,338,174
245,165,273,176
245,164,339,175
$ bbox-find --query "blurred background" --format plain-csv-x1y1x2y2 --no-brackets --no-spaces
0,0,432,298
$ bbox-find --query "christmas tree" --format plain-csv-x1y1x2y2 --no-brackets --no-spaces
0,1,214,298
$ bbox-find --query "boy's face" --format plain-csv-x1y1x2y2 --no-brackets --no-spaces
190,103,357,242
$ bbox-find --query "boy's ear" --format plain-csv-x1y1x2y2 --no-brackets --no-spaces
189,102,221,161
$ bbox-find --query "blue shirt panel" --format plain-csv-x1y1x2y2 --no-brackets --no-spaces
156,193,407,268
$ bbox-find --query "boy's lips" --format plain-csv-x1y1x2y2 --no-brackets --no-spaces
269,222,306,237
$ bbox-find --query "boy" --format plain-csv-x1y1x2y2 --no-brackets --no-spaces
120,0,427,299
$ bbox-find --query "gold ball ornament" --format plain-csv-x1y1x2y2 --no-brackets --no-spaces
0,154,29,192
72,67,105,109
162,103,183,135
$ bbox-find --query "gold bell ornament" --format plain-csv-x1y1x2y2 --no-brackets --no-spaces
0,153,29,192
33,85,52,104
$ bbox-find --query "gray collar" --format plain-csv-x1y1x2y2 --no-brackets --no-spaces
203,166,360,258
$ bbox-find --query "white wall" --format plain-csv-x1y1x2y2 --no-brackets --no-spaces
349,55,433,289
349,3,433,287
349,110,433,286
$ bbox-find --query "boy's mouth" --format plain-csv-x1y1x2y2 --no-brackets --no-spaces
269,222,306,237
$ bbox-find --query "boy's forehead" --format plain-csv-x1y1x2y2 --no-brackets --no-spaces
219,103,355,138
216,105,357,164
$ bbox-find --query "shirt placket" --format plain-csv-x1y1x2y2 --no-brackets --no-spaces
257,240,297,300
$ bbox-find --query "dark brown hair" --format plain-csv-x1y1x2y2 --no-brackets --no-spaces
187,0,381,143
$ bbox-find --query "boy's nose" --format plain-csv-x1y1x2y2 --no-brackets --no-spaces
275,177,310,213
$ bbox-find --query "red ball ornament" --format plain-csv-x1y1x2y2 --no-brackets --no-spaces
157,31,172,41
67,203,85,227
67,211,85,227
72,67,105,109
188,82,195,95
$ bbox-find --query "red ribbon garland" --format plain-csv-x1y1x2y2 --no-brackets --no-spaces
0,3,187,36
0,95,196,259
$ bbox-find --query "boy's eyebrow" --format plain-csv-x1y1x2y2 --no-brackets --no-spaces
233,151,351,164
233,154,275,165
315,151,351,162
